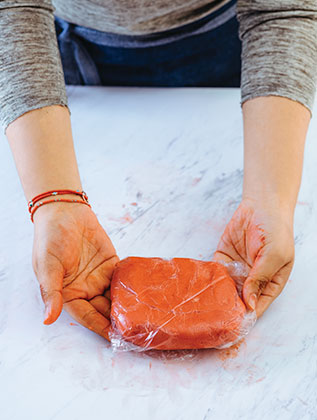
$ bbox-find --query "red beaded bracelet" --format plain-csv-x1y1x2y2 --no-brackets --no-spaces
28,189,91,222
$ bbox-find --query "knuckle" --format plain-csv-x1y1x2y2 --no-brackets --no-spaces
248,274,270,291
39,285,60,302
39,284,48,301
32,252,40,274
81,309,97,324
257,277,269,292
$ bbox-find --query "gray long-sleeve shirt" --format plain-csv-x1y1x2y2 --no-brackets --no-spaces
0,0,317,130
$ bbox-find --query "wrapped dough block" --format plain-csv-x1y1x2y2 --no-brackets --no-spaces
110,257,248,350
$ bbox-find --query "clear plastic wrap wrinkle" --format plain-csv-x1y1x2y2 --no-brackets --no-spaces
109,257,257,352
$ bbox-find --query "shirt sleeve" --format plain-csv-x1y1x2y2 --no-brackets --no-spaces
0,1,68,131
236,0,317,115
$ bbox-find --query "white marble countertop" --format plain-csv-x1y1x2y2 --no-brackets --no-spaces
1,86,317,420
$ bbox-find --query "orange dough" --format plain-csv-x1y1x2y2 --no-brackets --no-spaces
110,257,247,350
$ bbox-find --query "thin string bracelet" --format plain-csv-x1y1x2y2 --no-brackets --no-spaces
28,189,91,222
28,189,89,214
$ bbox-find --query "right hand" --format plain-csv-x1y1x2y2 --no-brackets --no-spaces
214,199,294,318
32,202,119,340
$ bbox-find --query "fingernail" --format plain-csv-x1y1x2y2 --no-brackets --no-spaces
249,293,257,310
44,303,51,324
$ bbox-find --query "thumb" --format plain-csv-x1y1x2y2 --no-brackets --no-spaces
242,251,281,311
36,261,64,325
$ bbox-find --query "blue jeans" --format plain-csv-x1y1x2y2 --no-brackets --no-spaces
55,0,241,88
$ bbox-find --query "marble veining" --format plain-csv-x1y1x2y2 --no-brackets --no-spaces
0,86,317,420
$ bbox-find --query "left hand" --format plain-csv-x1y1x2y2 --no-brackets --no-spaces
213,198,295,318
32,202,119,339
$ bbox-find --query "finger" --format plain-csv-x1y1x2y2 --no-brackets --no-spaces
64,298,111,340
213,251,247,293
89,295,111,319
214,223,253,267
213,250,234,264
242,250,285,311
255,262,293,318
36,261,64,325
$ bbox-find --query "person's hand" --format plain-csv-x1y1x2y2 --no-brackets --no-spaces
213,199,295,318
32,201,119,339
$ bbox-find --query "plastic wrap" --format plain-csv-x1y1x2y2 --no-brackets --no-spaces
109,257,256,352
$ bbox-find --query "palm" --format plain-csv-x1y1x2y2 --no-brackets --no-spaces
214,200,294,316
214,201,267,268
33,205,119,338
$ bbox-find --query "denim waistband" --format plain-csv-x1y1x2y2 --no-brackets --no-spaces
56,0,237,49
55,0,238,85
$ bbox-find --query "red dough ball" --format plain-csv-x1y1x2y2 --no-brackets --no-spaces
110,257,247,350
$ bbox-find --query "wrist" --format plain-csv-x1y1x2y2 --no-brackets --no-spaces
31,193,92,224
241,194,295,223
243,172,299,218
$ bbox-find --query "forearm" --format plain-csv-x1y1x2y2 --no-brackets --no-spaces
6,105,82,201
242,96,311,218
